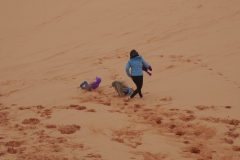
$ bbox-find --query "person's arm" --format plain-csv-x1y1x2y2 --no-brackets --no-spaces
125,61,131,77
142,57,150,69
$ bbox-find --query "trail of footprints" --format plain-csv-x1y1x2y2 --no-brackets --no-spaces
157,54,240,88
1,53,239,99
104,97,240,159
0,103,102,160
1,92,240,159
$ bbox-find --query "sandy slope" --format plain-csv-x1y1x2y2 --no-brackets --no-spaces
1,0,240,159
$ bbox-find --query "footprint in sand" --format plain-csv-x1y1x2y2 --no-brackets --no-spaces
87,109,96,112
84,153,102,158
108,109,122,113
39,109,52,118
134,104,142,108
7,147,17,154
68,104,87,110
18,106,31,110
169,124,176,129
35,105,45,110
58,124,80,134
166,65,175,69
189,147,200,154
111,128,143,148
201,65,208,68
225,131,239,139
176,130,185,136
183,140,190,144
134,152,166,160
201,116,240,126
232,146,240,151
1,90,19,97
170,108,179,111
225,106,232,109
50,144,62,152
195,105,209,110
0,105,9,111
160,97,173,102
184,110,194,114
155,117,162,124
218,72,223,76
110,74,119,80
223,138,234,144
195,105,219,111
5,141,23,147
179,114,195,122
45,124,57,129
22,118,40,125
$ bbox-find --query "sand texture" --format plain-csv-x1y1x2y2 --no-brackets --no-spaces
1,0,240,160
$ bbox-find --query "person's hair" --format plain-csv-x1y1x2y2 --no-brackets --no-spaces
130,49,139,59
112,81,129,96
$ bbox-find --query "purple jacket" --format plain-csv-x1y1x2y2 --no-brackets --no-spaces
142,65,152,76
89,77,101,89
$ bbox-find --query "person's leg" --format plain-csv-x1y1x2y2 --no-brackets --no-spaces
137,76,143,98
130,76,143,99
80,81,89,89
129,76,138,98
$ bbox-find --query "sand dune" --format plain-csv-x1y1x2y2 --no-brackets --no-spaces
1,0,240,159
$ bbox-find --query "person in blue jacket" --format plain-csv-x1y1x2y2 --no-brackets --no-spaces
125,50,151,101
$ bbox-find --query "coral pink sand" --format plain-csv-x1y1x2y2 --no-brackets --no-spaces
1,0,240,159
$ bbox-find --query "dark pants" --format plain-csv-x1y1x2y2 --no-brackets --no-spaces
130,76,143,98
80,81,90,90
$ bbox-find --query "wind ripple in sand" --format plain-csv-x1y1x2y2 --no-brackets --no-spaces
111,128,143,148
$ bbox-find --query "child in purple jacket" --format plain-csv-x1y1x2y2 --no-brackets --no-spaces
78,76,101,91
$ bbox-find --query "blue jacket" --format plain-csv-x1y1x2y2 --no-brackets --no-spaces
125,56,149,77
124,87,132,95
